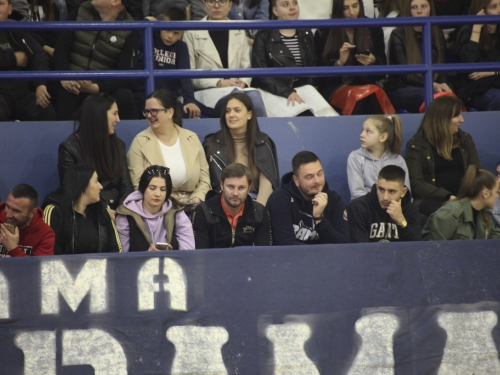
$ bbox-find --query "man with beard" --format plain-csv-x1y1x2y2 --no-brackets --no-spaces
266,151,349,245
0,184,55,257
347,165,421,243
192,163,272,249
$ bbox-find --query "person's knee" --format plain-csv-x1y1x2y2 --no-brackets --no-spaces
0,96,12,121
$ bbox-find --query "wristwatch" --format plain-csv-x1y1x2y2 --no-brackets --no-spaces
398,218,408,228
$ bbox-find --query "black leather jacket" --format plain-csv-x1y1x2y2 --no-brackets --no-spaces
58,133,134,209
251,28,316,98
203,131,280,193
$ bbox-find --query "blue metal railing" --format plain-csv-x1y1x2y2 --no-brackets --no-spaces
0,15,499,109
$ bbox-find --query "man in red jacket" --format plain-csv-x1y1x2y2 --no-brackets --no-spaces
0,184,54,257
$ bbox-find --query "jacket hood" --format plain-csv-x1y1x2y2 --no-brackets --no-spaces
353,147,394,162
0,202,45,230
122,191,172,218
281,171,331,204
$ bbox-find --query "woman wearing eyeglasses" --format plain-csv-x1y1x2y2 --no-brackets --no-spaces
116,165,195,251
57,94,134,216
127,89,211,211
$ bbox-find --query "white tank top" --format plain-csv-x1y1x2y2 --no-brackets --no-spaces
158,137,188,187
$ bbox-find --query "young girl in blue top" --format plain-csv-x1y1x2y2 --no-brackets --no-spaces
347,115,410,201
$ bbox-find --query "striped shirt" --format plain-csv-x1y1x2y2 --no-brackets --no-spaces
280,33,303,67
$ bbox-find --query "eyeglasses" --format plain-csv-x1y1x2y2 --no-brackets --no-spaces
205,0,229,6
146,166,170,176
142,108,169,117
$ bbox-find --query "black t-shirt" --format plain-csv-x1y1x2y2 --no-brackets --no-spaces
433,146,464,196
209,30,229,69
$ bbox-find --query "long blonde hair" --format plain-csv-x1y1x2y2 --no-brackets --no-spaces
369,115,403,154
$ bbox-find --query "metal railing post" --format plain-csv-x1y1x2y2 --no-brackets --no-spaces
422,21,434,111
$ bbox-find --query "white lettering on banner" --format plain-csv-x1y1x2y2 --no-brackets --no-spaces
266,323,320,374
63,329,127,374
41,259,108,314
0,271,9,318
137,258,187,312
166,326,229,374
437,311,500,374
347,313,399,375
14,331,56,374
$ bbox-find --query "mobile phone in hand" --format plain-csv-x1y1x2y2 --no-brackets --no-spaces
2,223,15,234
156,242,171,250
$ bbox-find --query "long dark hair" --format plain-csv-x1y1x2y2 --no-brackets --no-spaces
59,164,107,247
379,0,405,17
401,0,443,82
457,0,500,57
138,165,173,204
418,95,463,161
74,94,123,181
211,93,261,173
146,89,182,127
321,0,371,65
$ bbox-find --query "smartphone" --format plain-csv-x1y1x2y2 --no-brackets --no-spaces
356,49,371,55
156,242,171,250
2,223,15,234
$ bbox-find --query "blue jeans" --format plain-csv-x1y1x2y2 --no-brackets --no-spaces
387,86,424,113
458,87,500,111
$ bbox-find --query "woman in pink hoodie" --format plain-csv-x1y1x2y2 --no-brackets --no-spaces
115,165,195,251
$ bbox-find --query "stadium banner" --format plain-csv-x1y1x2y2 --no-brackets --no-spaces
1,240,500,374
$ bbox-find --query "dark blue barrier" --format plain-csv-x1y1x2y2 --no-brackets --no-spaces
1,112,499,204
1,240,500,374
0,15,498,107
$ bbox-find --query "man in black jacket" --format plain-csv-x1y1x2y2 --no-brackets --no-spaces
192,163,272,249
266,151,350,246
347,165,422,243
52,0,139,119
0,0,56,121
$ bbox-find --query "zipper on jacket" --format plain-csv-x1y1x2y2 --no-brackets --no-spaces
211,154,227,172
264,142,279,182
86,32,101,70
231,228,235,246
22,39,33,54
268,52,284,67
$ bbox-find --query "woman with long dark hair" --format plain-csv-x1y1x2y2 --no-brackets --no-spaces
405,95,480,216
128,89,210,212
315,0,388,114
204,93,279,205
423,165,500,240
455,0,500,111
58,94,133,212
386,0,452,113
116,165,195,251
44,164,121,254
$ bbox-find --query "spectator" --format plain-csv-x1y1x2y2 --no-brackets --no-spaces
266,151,350,245
139,7,201,119
203,93,279,205
0,184,54,257
228,0,269,45
0,0,56,122
127,89,211,211
433,0,471,43
143,0,205,20
455,0,500,111
423,165,500,240
347,115,410,201
252,0,338,117
57,94,134,213
492,160,500,228
378,0,405,59
52,0,139,120
192,163,272,248
347,165,421,242
315,0,390,115
183,0,267,118
116,165,195,251
44,164,122,254
386,0,451,113
405,95,480,216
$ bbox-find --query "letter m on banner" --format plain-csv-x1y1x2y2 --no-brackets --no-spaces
41,259,108,314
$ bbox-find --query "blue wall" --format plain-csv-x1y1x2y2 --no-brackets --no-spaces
0,112,498,204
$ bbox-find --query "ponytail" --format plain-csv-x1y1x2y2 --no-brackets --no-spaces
457,165,497,200
370,115,403,155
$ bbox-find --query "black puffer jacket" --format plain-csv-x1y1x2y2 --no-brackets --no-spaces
58,133,134,209
203,131,280,193
251,28,316,98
